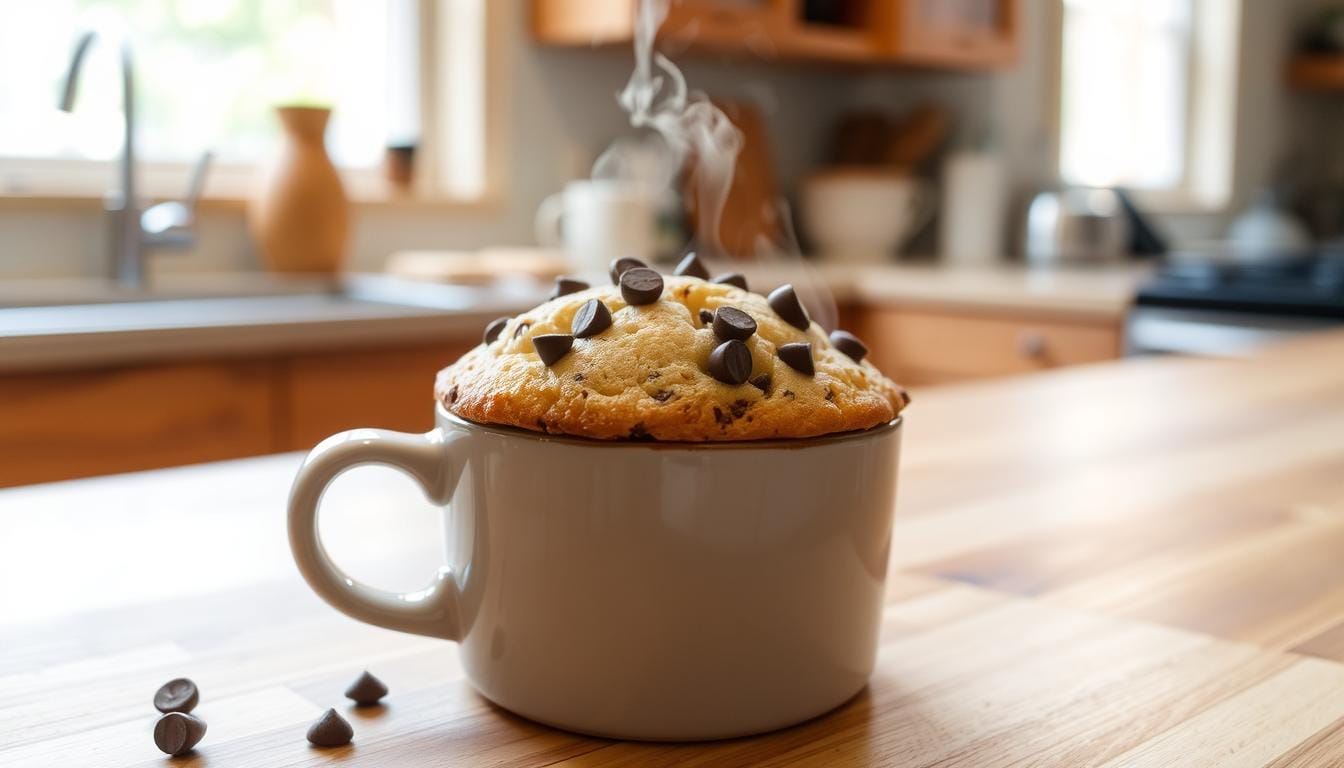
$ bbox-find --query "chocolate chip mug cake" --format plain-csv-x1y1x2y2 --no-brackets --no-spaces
291,251,907,740
436,253,910,441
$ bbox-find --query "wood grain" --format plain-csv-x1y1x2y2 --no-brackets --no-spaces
4,330,1344,765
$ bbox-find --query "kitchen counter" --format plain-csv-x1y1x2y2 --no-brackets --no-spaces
4,331,1344,765
739,261,1149,321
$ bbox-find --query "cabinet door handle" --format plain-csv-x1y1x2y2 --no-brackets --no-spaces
1017,331,1047,359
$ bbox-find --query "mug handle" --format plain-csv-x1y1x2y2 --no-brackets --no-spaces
534,192,565,248
288,427,463,641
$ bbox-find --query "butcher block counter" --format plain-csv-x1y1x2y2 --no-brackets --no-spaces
3,331,1344,766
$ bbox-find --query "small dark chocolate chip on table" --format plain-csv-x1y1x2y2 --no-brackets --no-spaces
708,339,753,385
712,306,757,342
532,334,574,366
154,678,199,714
154,712,207,756
571,298,612,338
345,670,388,707
829,330,869,363
777,342,815,376
712,272,748,291
482,317,510,345
608,257,647,284
673,252,710,279
767,284,811,331
699,309,714,325
620,267,664,305
549,277,589,300
307,708,354,748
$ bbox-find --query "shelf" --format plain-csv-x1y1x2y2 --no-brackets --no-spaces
1288,54,1344,90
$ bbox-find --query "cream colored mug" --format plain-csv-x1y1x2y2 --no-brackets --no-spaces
288,404,902,740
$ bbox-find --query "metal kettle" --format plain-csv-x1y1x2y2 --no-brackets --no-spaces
1024,187,1131,265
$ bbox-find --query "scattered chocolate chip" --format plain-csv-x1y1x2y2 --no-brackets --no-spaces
712,272,748,291
713,406,732,426
782,389,796,400
730,399,751,419
698,309,714,325
549,277,589,301
608,257,647,284
628,423,654,441
447,386,459,404
825,388,836,402
571,298,613,338
712,306,757,342
829,330,869,363
513,322,530,338
344,670,388,707
651,389,673,402
749,374,771,394
537,419,548,431
768,284,810,330
580,390,589,398
307,708,353,748
777,342,815,376
154,712,206,756
153,678,199,714
482,317,509,345
620,268,664,305
707,339,752,385
532,334,573,366
673,252,710,279
573,372,584,382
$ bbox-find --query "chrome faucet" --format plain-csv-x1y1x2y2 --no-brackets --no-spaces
59,30,211,289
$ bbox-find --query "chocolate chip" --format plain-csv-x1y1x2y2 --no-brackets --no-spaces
532,334,573,366
712,272,748,291
483,317,509,345
628,423,654,441
829,330,869,363
825,388,835,401
767,284,810,330
344,670,388,707
673,252,710,279
750,374,771,394
154,712,206,756
571,298,612,338
730,399,750,419
549,277,589,300
307,708,353,748
712,306,757,342
777,342,815,376
513,321,530,338
608,257,647,284
713,406,731,426
447,386,459,403
699,309,714,325
573,372,585,381
153,678,199,714
620,267,663,305
707,339,752,385
651,389,673,402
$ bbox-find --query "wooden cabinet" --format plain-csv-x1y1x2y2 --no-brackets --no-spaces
0,340,474,488
853,305,1123,386
532,0,1018,70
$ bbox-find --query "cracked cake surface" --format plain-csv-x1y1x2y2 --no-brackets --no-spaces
435,272,908,441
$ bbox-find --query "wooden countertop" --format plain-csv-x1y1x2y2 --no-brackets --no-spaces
4,331,1344,766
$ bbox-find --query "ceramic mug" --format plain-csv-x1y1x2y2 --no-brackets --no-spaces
534,180,664,276
288,404,902,741
801,170,934,264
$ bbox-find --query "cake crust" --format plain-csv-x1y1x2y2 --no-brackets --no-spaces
436,275,908,441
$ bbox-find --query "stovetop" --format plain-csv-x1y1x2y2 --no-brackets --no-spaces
1136,249,1344,318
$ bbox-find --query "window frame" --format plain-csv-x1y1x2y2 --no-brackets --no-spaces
1050,0,1241,214
0,0,500,210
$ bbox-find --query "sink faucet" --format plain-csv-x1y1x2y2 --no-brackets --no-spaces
59,30,211,289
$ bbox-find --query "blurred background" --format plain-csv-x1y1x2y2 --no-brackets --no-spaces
4,0,1344,487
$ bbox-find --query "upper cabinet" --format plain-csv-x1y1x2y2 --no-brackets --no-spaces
531,0,1019,71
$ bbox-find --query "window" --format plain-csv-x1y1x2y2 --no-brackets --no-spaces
0,0,487,201
1057,0,1240,209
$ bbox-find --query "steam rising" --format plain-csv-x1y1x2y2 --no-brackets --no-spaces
595,0,838,330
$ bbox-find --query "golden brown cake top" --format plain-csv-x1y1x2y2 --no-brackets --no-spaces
436,258,908,441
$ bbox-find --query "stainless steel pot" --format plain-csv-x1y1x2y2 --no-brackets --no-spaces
1024,188,1130,265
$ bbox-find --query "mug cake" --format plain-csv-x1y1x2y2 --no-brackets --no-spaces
436,254,909,441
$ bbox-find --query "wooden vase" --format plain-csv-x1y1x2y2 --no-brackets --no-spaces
250,106,350,273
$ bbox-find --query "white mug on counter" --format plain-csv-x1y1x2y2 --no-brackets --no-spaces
288,405,902,740
535,180,665,276
801,169,934,264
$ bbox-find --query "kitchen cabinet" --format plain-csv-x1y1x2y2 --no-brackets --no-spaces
0,340,473,488
852,305,1122,386
531,0,1018,70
